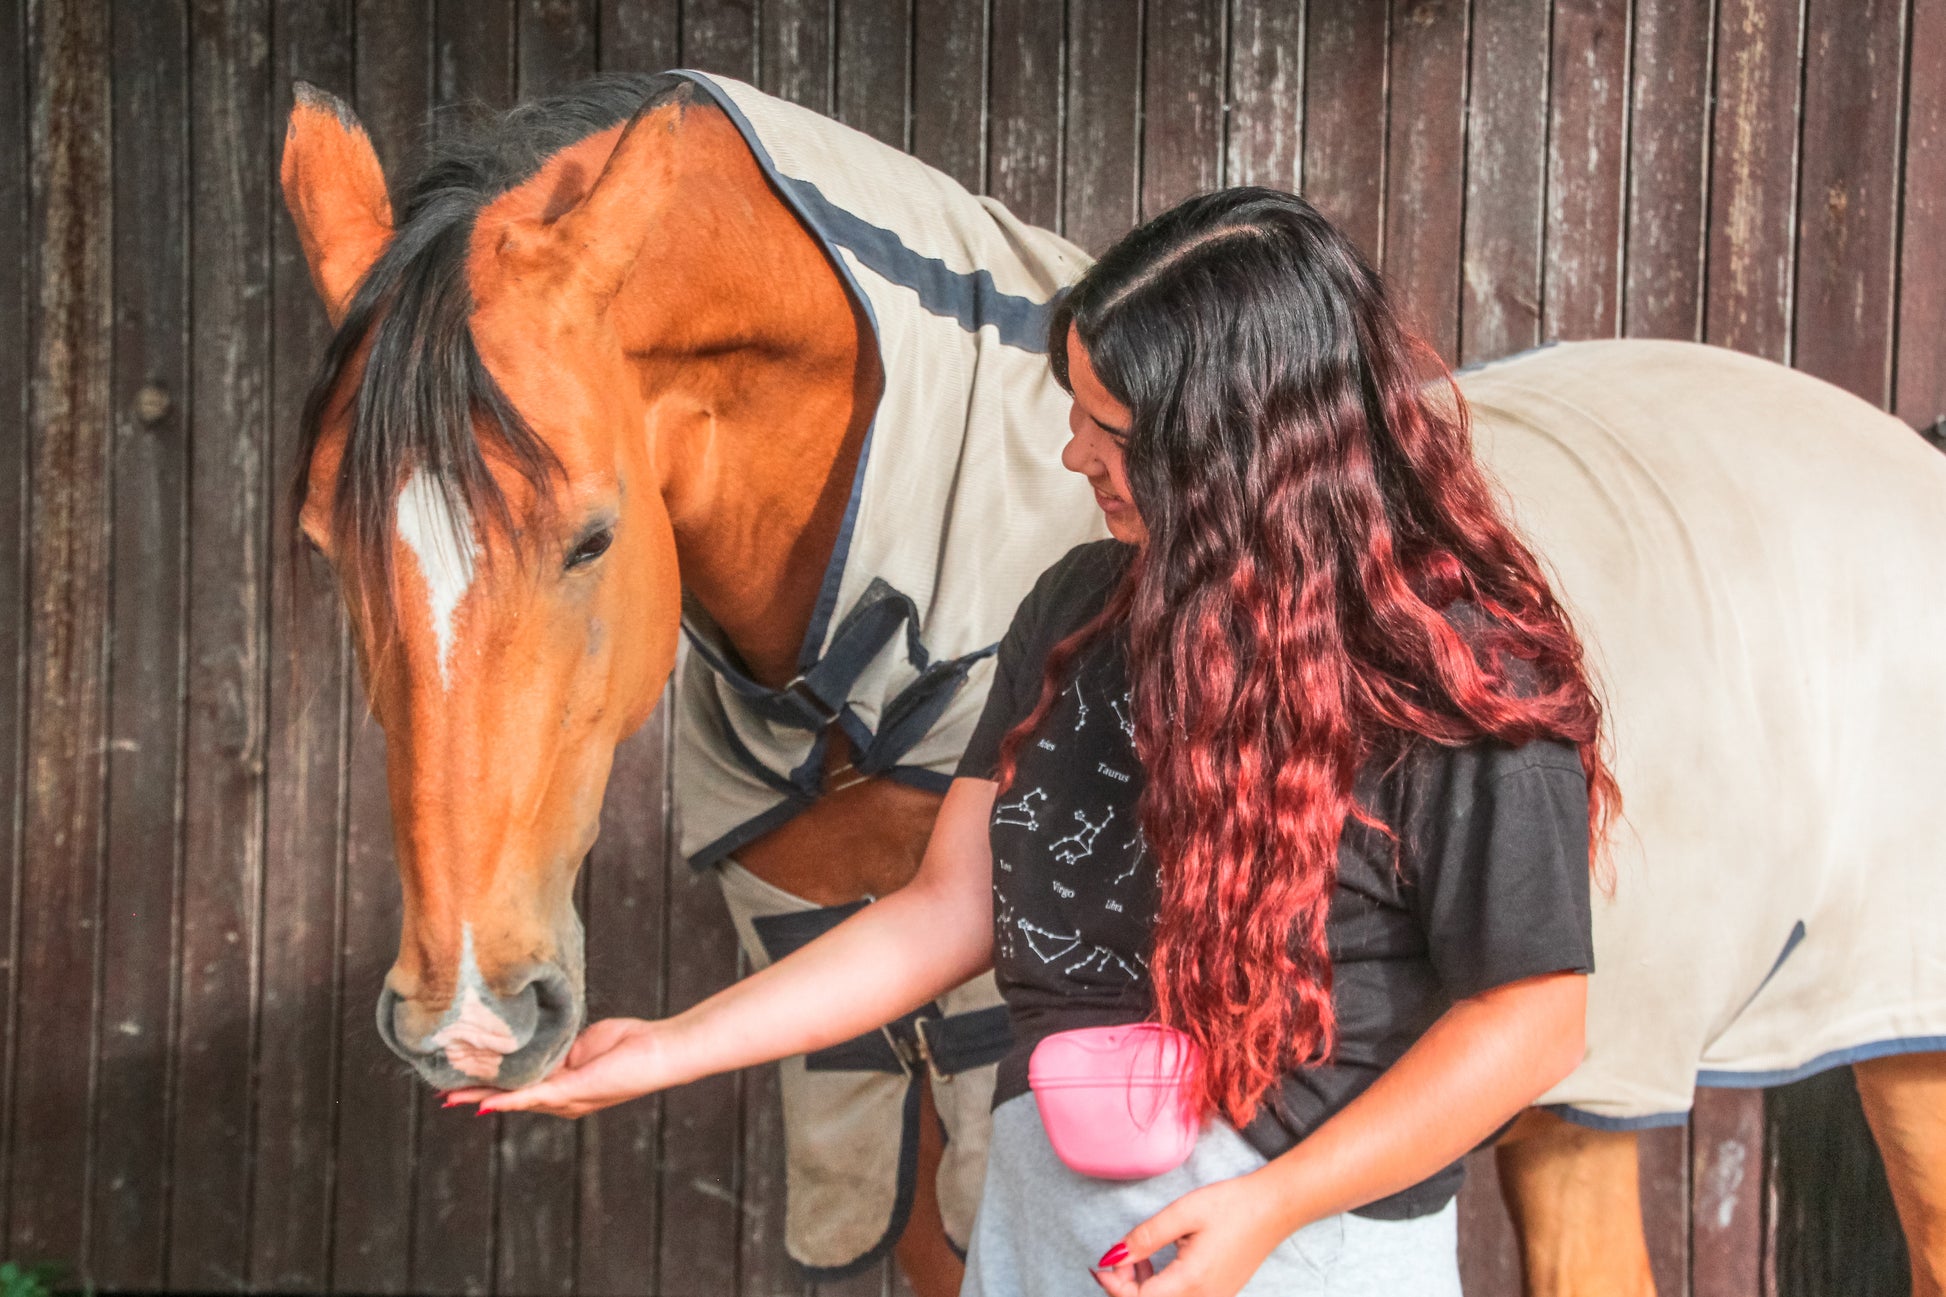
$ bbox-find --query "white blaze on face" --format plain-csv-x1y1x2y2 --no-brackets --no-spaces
395,467,479,689
428,924,522,1083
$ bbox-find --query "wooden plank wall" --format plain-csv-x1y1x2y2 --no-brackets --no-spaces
1,1,1939,1293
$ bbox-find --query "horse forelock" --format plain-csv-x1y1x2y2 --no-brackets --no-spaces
291,71,697,642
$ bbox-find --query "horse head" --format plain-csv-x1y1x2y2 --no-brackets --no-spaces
279,84,689,1090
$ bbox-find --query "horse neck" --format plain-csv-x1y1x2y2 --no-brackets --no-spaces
611,108,878,691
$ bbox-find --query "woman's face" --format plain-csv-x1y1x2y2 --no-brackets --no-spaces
1061,327,1147,545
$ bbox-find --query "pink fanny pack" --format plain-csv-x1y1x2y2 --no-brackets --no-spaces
1027,1023,1203,1180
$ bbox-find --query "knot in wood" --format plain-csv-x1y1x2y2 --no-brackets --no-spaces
133,384,171,426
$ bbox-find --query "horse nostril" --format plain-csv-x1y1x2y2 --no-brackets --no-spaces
493,977,543,1047
496,966,582,1082
525,966,577,1022
375,985,409,1058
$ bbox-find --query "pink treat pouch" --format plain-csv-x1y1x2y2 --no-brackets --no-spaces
1027,1023,1203,1180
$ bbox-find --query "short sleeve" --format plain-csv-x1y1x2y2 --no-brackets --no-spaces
1412,742,1595,1001
954,541,1131,780
954,567,1058,781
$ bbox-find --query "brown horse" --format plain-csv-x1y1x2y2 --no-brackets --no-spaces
281,74,1946,1297
284,73,973,1290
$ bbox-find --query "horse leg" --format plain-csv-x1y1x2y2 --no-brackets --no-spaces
1854,1051,1946,1297
891,1074,964,1297
1495,1108,1657,1297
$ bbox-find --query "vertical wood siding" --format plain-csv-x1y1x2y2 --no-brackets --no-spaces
95,0,190,1289
0,0,26,1276
12,0,113,1274
0,1,1937,1292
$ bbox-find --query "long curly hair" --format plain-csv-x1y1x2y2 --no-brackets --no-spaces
996,189,1617,1128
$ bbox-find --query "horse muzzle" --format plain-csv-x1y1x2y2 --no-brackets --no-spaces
376,964,581,1092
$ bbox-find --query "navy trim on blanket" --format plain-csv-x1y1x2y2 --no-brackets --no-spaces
1542,1034,1946,1131
681,639,992,870
689,791,816,871
918,1006,1013,1075
683,754,956,870
669,70,880,673
667,69,1060,868
704,691,807,800
1543,1104,1694,1133
744,896,993,1277
748,902,1012,1076
668,68,1065,869
685,578,935,735
933,1105,971,1261
670,69,1057,677
1725,920,1808,1022
1760,920,1808,985
796,1068,926,1282
785,178,1058,352
1694,1034,1946,1089
667,76,1055,354
751,899,873,956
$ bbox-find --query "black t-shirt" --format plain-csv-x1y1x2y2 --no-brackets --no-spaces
955,540,1595,1220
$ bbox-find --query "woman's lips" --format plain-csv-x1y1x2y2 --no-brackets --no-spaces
1094,488,1128,514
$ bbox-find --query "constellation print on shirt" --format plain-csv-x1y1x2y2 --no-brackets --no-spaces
993,787,1046,831
1011,916,1147,983
1019,918,1081,965
993,886,1021,960
1110,693,1135,739
1065,944,1148,981
1050,806,1115,866
1065,678,1089,731
1112,828,1148,886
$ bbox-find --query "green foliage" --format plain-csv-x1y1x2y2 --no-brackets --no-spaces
0,1261,72,1297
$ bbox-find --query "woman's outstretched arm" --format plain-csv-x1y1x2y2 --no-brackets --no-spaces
447,776,1000,1118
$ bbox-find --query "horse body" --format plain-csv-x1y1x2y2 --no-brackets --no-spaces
1462,342,1946,1121
1453,341,1946,1296
279,74,1946,1297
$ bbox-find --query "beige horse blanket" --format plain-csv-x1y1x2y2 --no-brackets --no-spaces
1462,341,1946,1126
659,71,1946,1270
664,71,1102,1273
669,71,1102,870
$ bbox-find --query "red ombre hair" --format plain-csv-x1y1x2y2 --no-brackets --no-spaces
997,189,1618,1129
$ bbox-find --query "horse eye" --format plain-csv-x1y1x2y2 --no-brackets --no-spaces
566,527,614,571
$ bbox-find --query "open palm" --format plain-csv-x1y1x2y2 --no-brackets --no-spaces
443,1017,673,1118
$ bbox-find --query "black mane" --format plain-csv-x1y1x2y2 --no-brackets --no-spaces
293,71,697,598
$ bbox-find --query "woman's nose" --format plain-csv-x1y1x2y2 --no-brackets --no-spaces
1060,426,1096,477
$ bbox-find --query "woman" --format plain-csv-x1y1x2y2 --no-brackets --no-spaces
452,189,1616,1295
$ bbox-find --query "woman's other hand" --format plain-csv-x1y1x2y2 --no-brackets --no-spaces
1090,1170,1287,1297
443,1016,678,1118
1094,970,1587,1294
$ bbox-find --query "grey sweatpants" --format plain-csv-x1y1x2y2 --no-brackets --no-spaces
961,1095,1462,1296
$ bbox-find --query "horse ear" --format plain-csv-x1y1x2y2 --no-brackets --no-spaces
527,99,682,308
281,82,394,326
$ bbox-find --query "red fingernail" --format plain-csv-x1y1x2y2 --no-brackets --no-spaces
1097,1243,1128,1268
